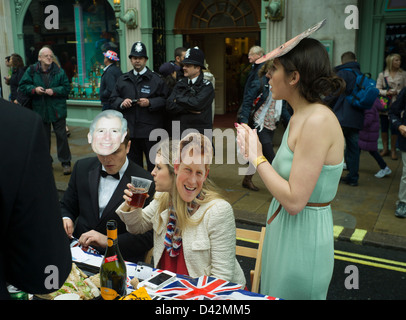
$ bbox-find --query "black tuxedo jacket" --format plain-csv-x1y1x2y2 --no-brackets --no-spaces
60,157,154,263
0,99,71,299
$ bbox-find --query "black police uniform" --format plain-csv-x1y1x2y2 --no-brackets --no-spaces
109,42,169,171
166,47,214,137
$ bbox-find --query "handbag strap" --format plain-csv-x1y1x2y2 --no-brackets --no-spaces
384,77,390,90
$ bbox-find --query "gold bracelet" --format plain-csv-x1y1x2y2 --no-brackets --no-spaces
254,155,268,168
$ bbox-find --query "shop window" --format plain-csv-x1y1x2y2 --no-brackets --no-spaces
152,0,166,72
385,23,406,70
23,0,119,100
385,0,406,11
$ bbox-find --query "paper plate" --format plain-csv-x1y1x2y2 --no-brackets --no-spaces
256,19,326,64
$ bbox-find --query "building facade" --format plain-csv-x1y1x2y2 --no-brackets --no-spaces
0,0,405,127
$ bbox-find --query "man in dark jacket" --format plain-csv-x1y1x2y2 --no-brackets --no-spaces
0,98,71,299
237,46,265,125
110,42,168,171
61,110,154,263
166,47,214,138
171,47,186,81
237,46,265,191
18,47,72,175
100,50,122,111
332,52,365,186
389,87,406,217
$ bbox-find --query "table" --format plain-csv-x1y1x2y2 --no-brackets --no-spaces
71,247,279,300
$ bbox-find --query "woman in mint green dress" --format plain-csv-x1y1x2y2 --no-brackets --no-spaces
236,37,345,300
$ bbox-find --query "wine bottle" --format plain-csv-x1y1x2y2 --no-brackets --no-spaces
100,220,127,300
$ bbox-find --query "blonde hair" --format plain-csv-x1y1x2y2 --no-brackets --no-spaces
155,133,225,234
386,53,402,73
153,138,178,213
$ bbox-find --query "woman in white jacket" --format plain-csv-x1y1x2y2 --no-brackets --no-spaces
116,133,246,287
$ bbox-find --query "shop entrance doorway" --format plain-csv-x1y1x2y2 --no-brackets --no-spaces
173,0,261,117
186,33,259,118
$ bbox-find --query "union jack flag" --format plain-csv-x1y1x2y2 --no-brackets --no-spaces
153,275,277,300
70,237,100,255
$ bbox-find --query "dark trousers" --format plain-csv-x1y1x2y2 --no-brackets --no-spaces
380,114,399,135
257,127,275,163
368,150,387,169
342,127,360,184
43,117,72,165
128,138,156,172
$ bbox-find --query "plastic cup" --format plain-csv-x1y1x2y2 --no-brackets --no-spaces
129,177,152,208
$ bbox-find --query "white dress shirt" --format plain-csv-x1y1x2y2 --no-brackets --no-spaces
98,158,129,217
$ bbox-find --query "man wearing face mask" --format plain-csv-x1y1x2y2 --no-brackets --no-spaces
110,42,168,172
60,110,154,263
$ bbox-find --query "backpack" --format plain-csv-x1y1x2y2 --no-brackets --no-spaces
343,68,379,110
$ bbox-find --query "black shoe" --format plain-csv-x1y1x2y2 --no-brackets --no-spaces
242,180,259,191
340,176,358,186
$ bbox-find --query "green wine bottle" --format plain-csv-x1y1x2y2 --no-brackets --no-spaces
100,220,127,300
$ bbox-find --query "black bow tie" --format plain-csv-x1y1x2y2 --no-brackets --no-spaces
100,170,120,180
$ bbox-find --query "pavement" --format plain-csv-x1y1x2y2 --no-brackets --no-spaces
50,117,406,252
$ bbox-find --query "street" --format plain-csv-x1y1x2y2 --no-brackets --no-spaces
328,240,406,300
236,222,406,300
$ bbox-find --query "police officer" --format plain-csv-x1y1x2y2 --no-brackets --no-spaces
110,41,168,171
166,47,215,138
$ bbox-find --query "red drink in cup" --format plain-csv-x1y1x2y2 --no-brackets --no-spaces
130,177,152,208
129,188,148,208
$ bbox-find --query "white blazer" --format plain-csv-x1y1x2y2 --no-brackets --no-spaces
116,193,246,287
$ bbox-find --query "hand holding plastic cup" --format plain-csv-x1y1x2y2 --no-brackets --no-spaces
129,177,152,208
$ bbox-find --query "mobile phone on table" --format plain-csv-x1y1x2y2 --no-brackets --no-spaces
144,270,176,290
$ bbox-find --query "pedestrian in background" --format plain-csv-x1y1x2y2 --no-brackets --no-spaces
159,61,177,135
389,87,406,217
8,53,25,104
332,52,365,187
159,61,177,92
3,56,11,88
237,45,265,191
171,47,186,80
377,53,406,160
251,60,286,167
358,100,392,178
100,50,122,111
18,46,72,175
